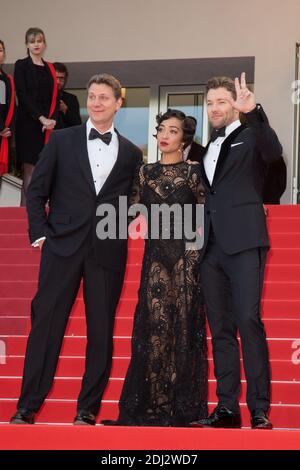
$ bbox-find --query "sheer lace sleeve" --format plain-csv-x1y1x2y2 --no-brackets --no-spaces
188,163,205,204
129,163,145,206
128,164,145,224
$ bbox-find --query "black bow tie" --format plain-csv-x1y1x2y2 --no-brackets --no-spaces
89,128,112,145
210,126,226,142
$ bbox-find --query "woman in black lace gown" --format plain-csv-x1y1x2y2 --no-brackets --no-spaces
105,109,208,426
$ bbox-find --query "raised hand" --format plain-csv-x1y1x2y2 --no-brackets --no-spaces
229,72,256,114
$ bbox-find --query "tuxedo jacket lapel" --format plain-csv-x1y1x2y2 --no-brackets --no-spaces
74,123,96,196
200,142,212,189
96,130,126,199
212,125,246,186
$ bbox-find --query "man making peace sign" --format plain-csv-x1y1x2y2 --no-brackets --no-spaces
192,73,282,430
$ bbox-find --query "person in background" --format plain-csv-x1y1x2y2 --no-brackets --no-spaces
53,62,81,129
183,116,206,163
263,156,287,204
0,39,15,176
14,27,58,206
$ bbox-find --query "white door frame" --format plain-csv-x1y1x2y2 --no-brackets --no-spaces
292,43,300,204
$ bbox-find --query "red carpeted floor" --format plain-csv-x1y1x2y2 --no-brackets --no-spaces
0,205,300,449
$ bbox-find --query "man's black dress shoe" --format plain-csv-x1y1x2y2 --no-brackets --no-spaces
251,410,273,429
190,405,241,428
10,410,35,424
73,410,96,425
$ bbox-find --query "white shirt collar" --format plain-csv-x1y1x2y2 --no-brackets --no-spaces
225,119,241,137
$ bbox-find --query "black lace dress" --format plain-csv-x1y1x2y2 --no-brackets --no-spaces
116,161,208,426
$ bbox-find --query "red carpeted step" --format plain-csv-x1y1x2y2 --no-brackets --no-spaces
0,220,28,234
0,208,27,220
1,297,299,319
3,263,300,284
0,280,141,299
0,247,144,264
262,281,300,300
0,297,140,317
1,262,299,283
2,279,300,301
0,356,129,379
2,246,300,266
0,205,298,220
2,376,300,405
0,235,31,249
267,217,300,233
1,357,300,382
0,265,39,281
0,249,41,264
2,425,300,451
266,248,300,264
1,335,299,360
2,316,299,338
1,399,300,428
267,205,300,217
269,233,300,248
264,264,300,281
0,264,142,282
262,299,300,318
0,235,145,250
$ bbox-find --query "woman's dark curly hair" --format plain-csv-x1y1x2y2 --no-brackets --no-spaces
154,108,196,149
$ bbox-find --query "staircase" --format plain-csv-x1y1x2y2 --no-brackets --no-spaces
0,206,300,429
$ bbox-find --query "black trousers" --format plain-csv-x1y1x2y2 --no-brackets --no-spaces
200,232,270,414
17,239,125,415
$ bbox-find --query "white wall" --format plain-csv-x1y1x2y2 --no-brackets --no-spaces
1,0,300,202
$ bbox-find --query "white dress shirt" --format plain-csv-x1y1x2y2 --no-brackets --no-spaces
204,119,241,185
32,119,119,247
86,118,119,195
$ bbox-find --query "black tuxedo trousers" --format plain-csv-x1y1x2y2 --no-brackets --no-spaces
200,228,270,413
17,236,125,415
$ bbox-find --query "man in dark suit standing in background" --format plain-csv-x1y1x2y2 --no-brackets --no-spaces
53,62,81,129
182,116,206,163
191,73,282,430
10,73,142,426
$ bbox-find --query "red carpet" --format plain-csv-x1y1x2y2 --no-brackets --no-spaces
1,425,300,450
0,205,300,449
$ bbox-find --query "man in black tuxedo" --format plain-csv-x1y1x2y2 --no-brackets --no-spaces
182,116,206,163
192,73,282,430
53,62,82,129
10,73,142,425
185,140,206,163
